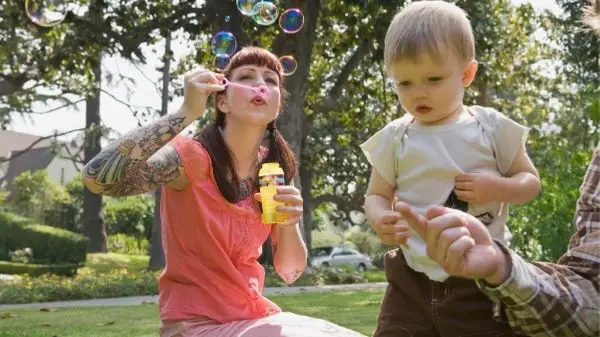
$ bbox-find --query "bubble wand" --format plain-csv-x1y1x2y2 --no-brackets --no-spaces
221,78,269,98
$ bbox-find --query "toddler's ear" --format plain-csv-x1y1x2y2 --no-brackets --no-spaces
462,60,478,87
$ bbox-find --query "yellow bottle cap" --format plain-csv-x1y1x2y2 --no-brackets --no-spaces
259,162,283,176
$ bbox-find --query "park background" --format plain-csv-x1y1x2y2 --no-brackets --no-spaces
0,0,598,336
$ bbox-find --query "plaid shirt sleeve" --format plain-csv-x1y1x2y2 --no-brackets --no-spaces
476,144,600,337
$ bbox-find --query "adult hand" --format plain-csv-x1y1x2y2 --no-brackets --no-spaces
394,201,511,285
181,66,225,118
254,185,303,227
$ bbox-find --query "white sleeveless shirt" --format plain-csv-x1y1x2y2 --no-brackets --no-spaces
360,105,529,281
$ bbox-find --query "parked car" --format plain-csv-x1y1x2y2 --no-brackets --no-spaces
309,246,374,272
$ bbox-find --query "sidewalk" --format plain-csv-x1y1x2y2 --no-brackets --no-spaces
0,282,387,310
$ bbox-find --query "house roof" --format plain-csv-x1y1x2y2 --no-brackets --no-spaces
1,146,56,192
0,130,54,160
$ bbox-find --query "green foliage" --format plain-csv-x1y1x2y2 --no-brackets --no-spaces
509,137,592,261
8,170,77,230
0,268,159,304
107,234,149,256
104,195,154,239
0,188,8,205
0,260,79,277
264,265,367,288
0,211,88,265
83,252,149,274
8,247,33,263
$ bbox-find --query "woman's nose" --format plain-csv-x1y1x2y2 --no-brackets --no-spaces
253,85,269,96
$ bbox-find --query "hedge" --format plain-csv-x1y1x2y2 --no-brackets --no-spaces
0,260,79,277
0,211,88,265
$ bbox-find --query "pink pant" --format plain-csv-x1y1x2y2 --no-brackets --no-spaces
159,312,367,337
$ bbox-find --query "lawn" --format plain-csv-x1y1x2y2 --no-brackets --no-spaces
82,253,150,273
0,289,384,337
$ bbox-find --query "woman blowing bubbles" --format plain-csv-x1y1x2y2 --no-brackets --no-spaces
82,47,366,337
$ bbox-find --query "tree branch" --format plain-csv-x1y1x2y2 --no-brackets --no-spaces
315,38,372,114
100,88,155,110
0,128,87,163
29,98,87,115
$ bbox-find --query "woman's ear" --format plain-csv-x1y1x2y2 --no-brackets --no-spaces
216,94,230,113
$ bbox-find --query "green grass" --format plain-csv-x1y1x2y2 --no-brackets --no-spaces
82,253,149,273
0,289,384,337
363,270,386,283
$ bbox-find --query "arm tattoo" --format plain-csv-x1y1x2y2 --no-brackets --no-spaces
83,113,188,196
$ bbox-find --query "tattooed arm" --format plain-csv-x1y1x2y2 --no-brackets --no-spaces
82,109,196,196
83,66,225,197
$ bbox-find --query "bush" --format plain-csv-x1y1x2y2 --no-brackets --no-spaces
104,195,154,239
108,234,149,255
0,268,159,304
0,211,88,265
8,170,76,229
510,138,592,261
264,265,367,287
0,261,79,277
344,226,380,256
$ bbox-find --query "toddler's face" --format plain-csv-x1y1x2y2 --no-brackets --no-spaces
388,50,477,125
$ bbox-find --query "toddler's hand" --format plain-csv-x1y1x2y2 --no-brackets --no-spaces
373,210,411,246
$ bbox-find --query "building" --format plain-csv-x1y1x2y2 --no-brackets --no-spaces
0,130,83,193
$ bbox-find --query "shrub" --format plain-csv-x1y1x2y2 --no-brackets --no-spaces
0,211,88,265
0,261,79,277
0,268,159,304
8,170,75,229
104,195,154,239
108,234,149,255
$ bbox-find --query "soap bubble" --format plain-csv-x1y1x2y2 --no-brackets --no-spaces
214,54,231,71
279,56,297,76
252,1,279,26
25,0,68,27
279,8,304,34
211,31,237,56
237,0,259,16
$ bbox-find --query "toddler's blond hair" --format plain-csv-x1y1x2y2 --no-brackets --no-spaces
384,1,475,69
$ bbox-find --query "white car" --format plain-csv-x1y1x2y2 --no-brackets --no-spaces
309,246,374,272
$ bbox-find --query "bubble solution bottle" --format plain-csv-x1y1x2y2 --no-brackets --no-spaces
258,162,288,224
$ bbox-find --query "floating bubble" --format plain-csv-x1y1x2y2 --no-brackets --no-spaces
252,1,279,26
211,31,237,56
25,0,68,27
237,0,260,16
214,54,230,71
279,8,304,34
225,15,231,22
279,56,297,76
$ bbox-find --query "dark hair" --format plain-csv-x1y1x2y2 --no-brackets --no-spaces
196,47,297,203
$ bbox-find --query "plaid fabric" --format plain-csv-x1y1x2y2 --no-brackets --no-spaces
477,144,600,337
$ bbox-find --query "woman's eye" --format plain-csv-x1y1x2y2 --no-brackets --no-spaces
429,77,443,82
239,75,252,80
398,81,411,87
266,78,278,85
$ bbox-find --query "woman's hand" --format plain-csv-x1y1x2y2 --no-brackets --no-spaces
254,185,303,227
181,66,225,118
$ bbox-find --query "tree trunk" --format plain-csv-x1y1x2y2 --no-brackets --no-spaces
299,162,313,251
83,54,107,253
148,32,172,270
272,0,320,248
149,189,165,269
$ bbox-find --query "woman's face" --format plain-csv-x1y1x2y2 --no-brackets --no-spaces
217,64,282,127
